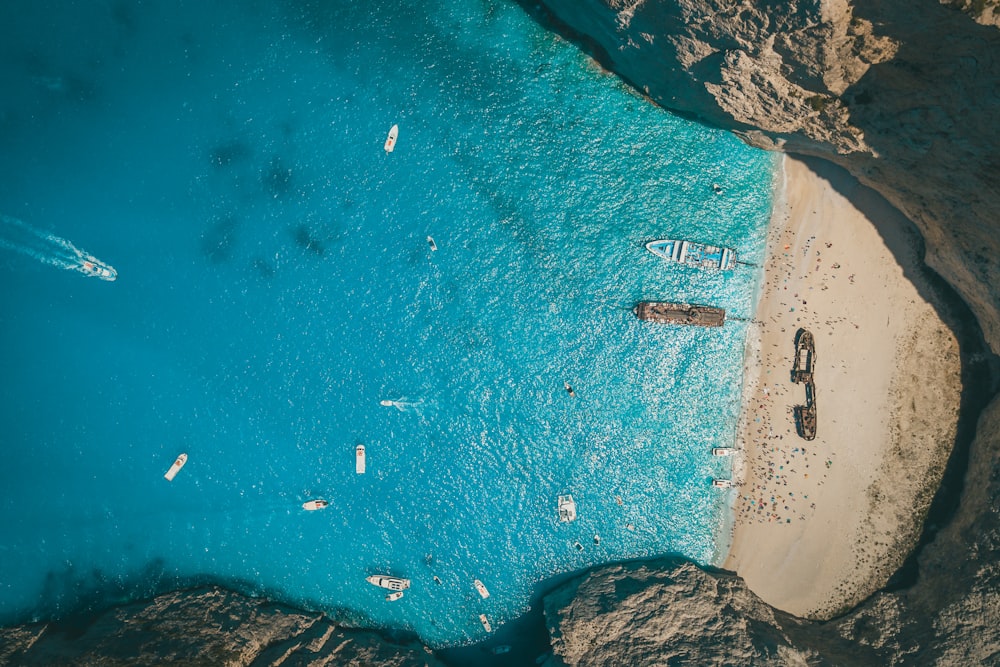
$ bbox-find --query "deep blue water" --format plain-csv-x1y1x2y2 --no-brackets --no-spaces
0,0,774,647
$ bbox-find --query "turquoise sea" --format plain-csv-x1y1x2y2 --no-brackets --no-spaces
0,0,774,649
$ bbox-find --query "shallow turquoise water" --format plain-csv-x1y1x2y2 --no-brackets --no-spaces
0,0,773,647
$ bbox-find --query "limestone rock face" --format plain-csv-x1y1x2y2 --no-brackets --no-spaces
0,587,442,667
539,0,1000,355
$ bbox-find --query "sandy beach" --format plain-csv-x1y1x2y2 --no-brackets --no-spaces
723,156,963,619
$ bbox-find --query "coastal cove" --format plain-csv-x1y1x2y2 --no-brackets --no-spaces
4,0,1000,664
4,124,998,667
0,0,773,652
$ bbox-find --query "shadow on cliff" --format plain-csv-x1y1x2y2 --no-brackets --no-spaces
793,154,1000,593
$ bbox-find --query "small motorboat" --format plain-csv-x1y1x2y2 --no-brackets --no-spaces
557,494,577,522
77,253,118,281
384,124,399,153
491,645,511,655
712,479,733,488
164,453,187,481
386,591,404,602
356,444,366,474
474,579,490,599
302,499,329,511
366,574,411,591
479,613,492,633
712,447,737,457
427,236,437,251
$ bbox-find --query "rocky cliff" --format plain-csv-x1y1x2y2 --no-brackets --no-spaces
0,587,442,667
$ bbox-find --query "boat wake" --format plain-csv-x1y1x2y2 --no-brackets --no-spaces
0,214,117,281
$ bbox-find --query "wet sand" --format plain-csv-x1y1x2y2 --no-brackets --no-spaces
723,155,963,619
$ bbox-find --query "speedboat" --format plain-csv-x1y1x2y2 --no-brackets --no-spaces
712,447,737,457
474,579,490,599
712,479,733,488
427,236,438,251
479,614,492,633
356,445,366,474
386,591,404,602
557,494,577,522
302,499,328,511
384,124,398,153
164,453,187,481
78,256,118,281
366,574,411,591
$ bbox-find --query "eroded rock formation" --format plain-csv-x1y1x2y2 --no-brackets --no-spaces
0,587,442,667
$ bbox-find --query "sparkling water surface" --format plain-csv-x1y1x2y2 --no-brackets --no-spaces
0,0,774,647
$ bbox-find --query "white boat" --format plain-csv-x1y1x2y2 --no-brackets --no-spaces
385,591,404,602
356,445,366,474
78,256,118,281
479,613,492,633
557,494,577,522
427,236,438,251
384,124,398,153
302,499,329,511
366,574,411,591
645,239,737,271
712,479,733,488
164,453,187,481
474,579,490,599
712,447,737,457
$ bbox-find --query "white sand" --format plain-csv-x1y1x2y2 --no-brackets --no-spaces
723,156,962,619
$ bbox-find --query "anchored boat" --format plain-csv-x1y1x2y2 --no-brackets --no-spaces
302,499,328,511
474,579,490,599
356,445,366,474
164,453,187,481
479,614,493,633
634,302,726,327
557,495,577,522
384,124,398,153
645,239,737,271
366,574,411,591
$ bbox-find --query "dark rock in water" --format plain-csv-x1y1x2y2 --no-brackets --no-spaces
263,156,293,197
201,215,238,263
251,256,275,278
0,586,443,667
292,224,325,256
210,139,252,168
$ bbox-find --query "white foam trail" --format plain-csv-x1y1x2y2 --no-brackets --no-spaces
0,214,116,281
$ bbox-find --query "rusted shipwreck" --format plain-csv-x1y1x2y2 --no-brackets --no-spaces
633,302,726,327
791,328,817,440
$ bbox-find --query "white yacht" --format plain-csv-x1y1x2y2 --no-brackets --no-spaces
712,479,733,488
164,453,187,481
302,499,329,511
712,447,737,457
384,124,398,153
366,574,411,591
557,494,577,522
356,444,366,474
474,579,490,599
479,614,492,633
